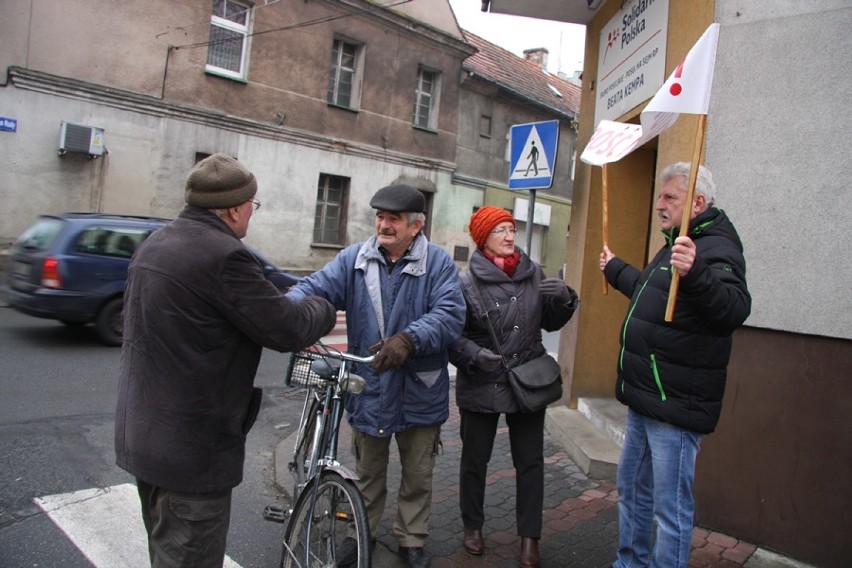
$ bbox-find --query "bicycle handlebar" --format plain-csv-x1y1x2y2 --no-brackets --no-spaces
311,341,376,365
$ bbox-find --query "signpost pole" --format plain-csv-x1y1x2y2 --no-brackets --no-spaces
525,189,536,253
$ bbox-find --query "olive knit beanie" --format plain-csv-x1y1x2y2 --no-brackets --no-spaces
185,153,258,208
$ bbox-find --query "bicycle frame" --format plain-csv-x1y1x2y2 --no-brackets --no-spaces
291,345,372,499
294,370,349,499
277,343,374,568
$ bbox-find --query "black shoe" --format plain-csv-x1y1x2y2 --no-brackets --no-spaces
338,537,358,567
397,546,431,568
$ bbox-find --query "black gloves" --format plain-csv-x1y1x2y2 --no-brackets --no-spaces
475,348,503,373
369,332,415,372
540,278,578,307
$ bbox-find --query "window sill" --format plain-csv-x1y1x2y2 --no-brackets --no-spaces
204,67,248,84
412,124,438,134
327,103,360,113
310,242,345,251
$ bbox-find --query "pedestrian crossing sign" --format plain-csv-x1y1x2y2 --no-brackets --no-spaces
508,120,560,190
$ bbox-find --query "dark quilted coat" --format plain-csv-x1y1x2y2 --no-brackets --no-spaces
603,207,751,434
450,249,577,414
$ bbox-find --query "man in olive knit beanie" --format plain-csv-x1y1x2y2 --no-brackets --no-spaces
116,153,337,567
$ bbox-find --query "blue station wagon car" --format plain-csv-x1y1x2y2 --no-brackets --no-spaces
3,213,299,346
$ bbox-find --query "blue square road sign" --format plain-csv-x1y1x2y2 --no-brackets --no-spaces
508,120,559,190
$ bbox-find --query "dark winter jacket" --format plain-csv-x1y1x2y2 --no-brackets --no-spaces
450,249,578,414
287,233,466,436
115,206,336,493
603,207,751,434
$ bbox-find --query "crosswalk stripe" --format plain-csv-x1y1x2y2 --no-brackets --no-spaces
34,484,241,567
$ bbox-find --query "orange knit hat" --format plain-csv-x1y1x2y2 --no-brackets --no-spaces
468,206,515,249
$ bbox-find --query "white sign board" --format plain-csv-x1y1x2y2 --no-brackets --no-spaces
595,0,669,124
513,197,552,227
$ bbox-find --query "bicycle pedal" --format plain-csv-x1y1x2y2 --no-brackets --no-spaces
262,505,290,523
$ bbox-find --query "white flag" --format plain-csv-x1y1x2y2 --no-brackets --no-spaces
581,23,720,166
644,23,720,115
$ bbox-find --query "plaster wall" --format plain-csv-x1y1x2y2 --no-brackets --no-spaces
706,1,852,339
0,86,467,271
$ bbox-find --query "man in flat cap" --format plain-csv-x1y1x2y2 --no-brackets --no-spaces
288,183,465,568
115,153,337,567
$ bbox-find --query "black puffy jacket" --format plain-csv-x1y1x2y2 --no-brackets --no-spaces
450,249,577,414
603,207,751,434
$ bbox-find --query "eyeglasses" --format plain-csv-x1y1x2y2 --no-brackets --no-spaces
490,227,517,236
249,198,261,211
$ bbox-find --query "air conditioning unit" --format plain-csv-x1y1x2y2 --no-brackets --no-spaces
59,121,105,156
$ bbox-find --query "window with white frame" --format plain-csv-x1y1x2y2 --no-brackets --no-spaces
327,38,363,109
413,67,442,130
206,0,251,80
314,174,349,245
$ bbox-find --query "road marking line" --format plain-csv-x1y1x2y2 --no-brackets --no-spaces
35,484,242,567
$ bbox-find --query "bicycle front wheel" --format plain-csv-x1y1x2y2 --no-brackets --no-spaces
281,471,371,568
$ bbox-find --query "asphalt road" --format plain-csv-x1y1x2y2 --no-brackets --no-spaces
0,305,303,568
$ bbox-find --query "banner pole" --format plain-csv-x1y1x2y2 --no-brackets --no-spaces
665,114,708,321
602,164,610,295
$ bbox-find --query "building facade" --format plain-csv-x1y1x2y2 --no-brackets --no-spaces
0,0,578,277
0,0,475,271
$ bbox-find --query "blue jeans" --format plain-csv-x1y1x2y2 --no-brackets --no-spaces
613,409,702,568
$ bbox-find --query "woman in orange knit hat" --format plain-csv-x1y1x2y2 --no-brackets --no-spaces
449,206,579,567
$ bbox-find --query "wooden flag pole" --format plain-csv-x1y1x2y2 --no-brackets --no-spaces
665,114,708,321
602,164,610,295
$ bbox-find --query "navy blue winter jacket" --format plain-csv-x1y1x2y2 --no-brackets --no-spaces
287,233,465,437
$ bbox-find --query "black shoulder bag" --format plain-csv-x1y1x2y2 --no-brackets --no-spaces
466,271,563,413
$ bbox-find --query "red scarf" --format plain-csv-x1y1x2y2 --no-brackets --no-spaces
483,250,520,277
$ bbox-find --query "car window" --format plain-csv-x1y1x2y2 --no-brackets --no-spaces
73,226,148,258
14,218,65,251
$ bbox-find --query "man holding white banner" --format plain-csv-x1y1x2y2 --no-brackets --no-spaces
599,162,751,567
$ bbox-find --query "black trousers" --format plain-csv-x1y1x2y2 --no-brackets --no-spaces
137,479,232,568
458,407,546,537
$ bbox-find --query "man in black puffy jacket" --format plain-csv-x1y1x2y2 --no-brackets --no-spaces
115,154,336,567
600,162,751,568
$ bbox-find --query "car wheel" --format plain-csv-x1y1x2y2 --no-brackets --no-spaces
95,298,123,346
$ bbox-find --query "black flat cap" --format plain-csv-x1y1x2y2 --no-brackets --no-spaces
369,184,425,213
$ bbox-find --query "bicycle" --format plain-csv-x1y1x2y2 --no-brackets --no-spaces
263,342,375,568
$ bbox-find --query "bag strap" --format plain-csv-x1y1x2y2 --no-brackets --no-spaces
466,271,511,372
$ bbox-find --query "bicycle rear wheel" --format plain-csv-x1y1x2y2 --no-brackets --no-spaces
281,471,371,568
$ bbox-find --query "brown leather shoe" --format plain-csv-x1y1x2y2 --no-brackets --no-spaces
463,528,484,555
519,537,540,567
